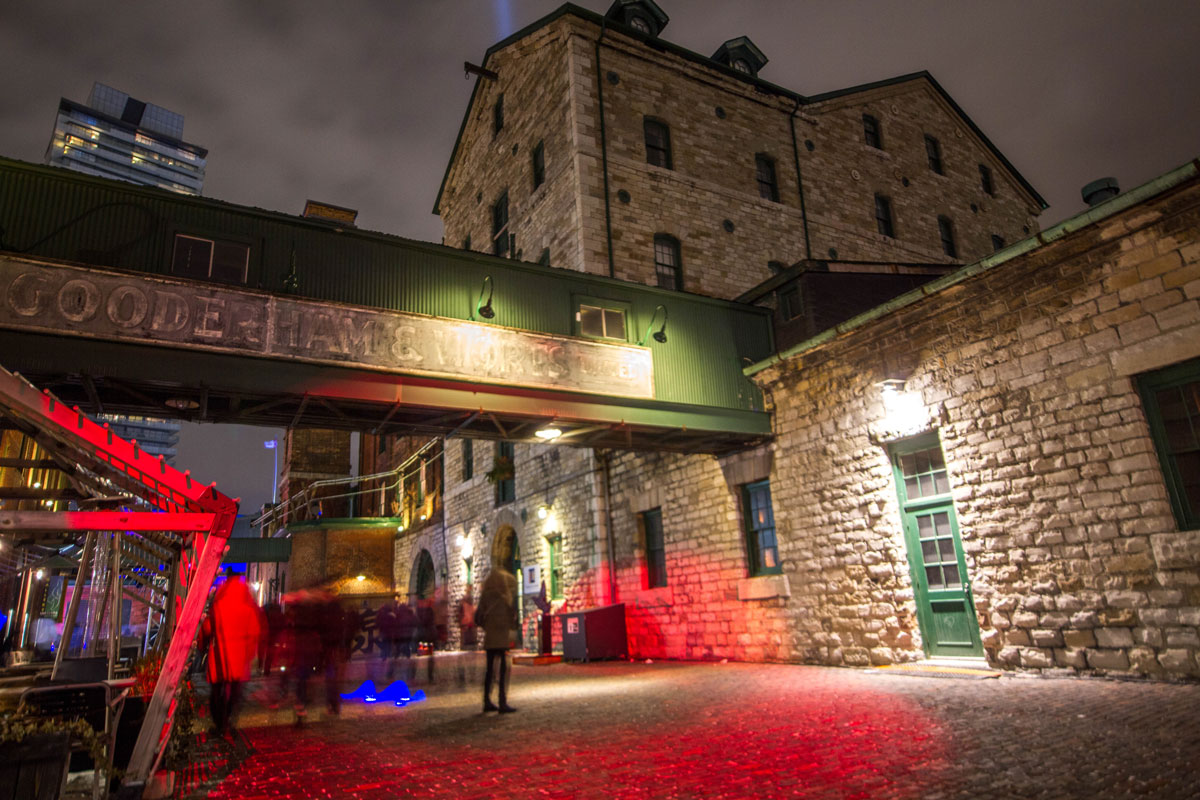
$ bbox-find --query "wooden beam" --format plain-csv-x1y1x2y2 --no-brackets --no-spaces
0,457,60,469
289,395,310,429
81,373,104,415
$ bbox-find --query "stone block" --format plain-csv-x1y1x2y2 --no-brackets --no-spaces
1062,629,1096,648
1098,608,1137,627
1086,648,1131,671
1054,647,1088,669
1005,629,1031,646
1128,646,1165,675
1094,627,1134,648
1157,649,1197,674
1031,628,1063,647
1165,627,1200,648
1019,647,1055,668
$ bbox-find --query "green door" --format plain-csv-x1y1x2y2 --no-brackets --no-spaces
891,436,982,657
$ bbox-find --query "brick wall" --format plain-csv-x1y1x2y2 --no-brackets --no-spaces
439,13,1041,302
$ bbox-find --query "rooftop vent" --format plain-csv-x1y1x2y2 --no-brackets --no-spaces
605,0,669,37
711,37,768,77
1081,177,1119,207
303,200,358,227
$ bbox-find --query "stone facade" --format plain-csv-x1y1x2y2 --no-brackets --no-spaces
750,170,1200,677
438,6,1042,301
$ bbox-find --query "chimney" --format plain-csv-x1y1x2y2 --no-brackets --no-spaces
1081,177,1119,207
302,200,358,227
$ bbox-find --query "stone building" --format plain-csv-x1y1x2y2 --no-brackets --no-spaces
401,0,1199,679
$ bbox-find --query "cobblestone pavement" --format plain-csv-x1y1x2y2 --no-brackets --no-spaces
189,658,1200,799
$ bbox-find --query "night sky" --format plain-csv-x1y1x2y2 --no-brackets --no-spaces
3,0,1199,508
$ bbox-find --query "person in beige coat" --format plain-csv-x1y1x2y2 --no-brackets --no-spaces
475,567,518,713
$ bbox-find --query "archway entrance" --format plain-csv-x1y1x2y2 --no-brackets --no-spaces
411,549,436,601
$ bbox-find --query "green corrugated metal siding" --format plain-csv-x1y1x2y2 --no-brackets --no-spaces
0,158,768,410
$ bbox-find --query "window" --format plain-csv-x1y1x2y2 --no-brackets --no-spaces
779,285,801,320
495,441,515,505
874,194,895,238
493,93,504,135
991,234,1006,252
1138,357,1200,529
629,14,651,34
538,248,550,266
732,58,752,74
938,216,957,258
862,113,882,149
377,434,387,454
642,508,667,588
924,134,943,174
171,234,249,284
491,191,509,256
643,118,672,169
532,140,545,189
653,234,682,290
755,154,779,202
463,234,471,251
462,438,474,481
743,480,780,575
979,163,994,195
548,535,564,599
579,304,626,340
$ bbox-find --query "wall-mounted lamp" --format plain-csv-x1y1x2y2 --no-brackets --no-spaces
534,427,562,441
471,275,495,320
396,523,406,533
879,379,925,433
35,569,45,580
638,304,668,345
537,504,551,520
356,574,366,582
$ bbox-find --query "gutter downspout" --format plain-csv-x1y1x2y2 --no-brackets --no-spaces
598,449,618,605
595,19,616,278
788,97,813,261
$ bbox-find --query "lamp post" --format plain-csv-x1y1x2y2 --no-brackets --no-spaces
264,439,278,504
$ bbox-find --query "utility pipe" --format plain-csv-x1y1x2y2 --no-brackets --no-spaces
594,19,616,278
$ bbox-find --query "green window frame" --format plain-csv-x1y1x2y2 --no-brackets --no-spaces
495,441,515,506
462,438,473,481
642,507,667,588
492,191,509,257
742,480,780,576
1138,357,1200,530
547,535,563,600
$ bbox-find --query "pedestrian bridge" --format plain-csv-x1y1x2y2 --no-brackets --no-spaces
0,158,772,453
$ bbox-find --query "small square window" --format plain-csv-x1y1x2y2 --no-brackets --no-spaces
538,248,550,266
171,234,249,284
644,118,672,169
924,134,943,174
493,93,504,135
579,304,626,340
874,195,895,238
463,234,472,251
991,234,1006,252
779,285,801,320
979,163,994,195
863,113,882,149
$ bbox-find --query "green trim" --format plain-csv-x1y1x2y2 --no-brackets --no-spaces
1137,356,1200,530
742,479,781,577
287,517,405,531
746,160,1200,378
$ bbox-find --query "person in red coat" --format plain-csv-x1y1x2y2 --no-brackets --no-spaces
201,571,263,736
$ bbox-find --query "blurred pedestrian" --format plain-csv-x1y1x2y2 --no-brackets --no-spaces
391,597,417,681
456,585,477,686
317,588,352,715
416,596,437,683
284,586,324,725
200,570,263,737
476,567,517,713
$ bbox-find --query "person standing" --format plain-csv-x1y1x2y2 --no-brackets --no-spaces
201,571,263,737
476,567,517,713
